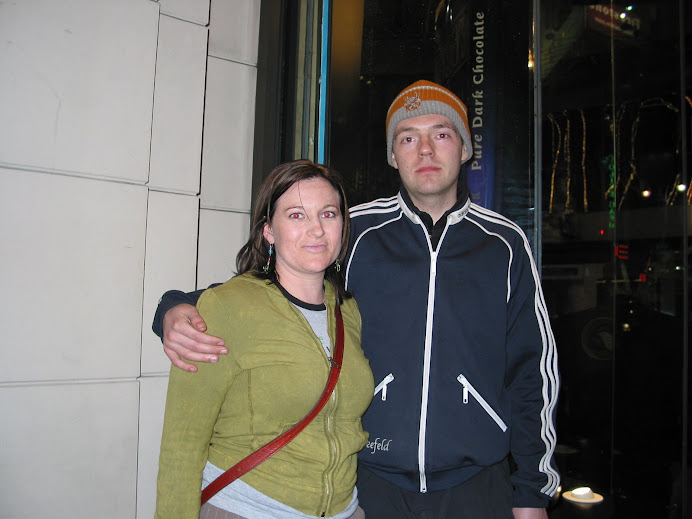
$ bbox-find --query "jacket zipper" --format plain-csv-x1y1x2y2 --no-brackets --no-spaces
417,243,438,493
319,310,337,516
320,390,337,516
456,374,508,431
374,373,394,400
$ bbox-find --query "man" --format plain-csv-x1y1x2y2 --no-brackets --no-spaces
154,80,560,519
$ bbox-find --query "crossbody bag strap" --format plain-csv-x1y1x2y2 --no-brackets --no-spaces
200,303,345,505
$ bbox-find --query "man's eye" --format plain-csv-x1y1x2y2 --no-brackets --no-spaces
401,136,413,143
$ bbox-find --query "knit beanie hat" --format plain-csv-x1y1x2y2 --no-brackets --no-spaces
386,80,472,167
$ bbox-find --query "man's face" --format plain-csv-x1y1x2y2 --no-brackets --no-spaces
391,114,470,211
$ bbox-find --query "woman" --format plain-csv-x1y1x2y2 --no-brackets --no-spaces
156,160,374,519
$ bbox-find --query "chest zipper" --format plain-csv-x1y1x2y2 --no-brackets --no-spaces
457,374,508,432
320,388,337,516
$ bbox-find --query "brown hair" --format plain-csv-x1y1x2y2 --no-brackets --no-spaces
236,159,352,303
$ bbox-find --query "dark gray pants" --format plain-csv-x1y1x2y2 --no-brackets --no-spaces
356,460,513,519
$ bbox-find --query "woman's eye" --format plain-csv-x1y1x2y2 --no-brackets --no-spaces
322,210,337,218
289,212,303,219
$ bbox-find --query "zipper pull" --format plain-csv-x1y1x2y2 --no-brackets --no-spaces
374,373,395,401
457,375,469,404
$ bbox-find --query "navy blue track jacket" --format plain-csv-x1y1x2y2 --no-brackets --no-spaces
346,191,560,508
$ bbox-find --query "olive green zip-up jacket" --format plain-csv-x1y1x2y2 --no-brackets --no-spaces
156,273,374,518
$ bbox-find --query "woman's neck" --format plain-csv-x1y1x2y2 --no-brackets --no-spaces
275,271,325,305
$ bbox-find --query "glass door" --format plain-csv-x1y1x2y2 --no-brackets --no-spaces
540,3,690,517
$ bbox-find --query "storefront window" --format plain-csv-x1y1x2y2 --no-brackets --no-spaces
258,1,690,515
326,0,536,245
541,2,690,517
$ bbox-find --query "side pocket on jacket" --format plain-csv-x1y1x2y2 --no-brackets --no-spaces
457,374,508,431
374,373,395,401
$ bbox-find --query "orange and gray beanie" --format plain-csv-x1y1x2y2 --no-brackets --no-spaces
385,79,472,167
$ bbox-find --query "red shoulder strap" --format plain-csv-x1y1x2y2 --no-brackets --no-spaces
201,303,345,505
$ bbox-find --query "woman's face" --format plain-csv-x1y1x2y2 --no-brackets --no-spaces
262,177,343,283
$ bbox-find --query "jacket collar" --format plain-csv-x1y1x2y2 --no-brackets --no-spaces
397,188,471,227
248,273,336,310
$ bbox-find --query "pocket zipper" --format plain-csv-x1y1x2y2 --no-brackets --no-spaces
457,374,508,431
374,373,395,401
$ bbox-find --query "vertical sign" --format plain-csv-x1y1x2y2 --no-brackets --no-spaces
466,4,497,209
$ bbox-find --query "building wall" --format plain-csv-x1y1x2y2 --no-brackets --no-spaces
0,0,259,517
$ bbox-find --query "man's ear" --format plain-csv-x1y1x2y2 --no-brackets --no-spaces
461,143,471,163
391,152,399,169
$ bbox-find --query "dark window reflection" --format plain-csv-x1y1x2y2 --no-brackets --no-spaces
328,0,534,241
541,2,689,518
323,0,690,517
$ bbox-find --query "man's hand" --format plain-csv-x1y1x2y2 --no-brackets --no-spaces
162,304,227,372
513,508,548,519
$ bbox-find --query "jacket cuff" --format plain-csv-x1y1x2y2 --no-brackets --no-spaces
151,289,204,339
512,485,552,509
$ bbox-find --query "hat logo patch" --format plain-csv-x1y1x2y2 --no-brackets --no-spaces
404,92,422,111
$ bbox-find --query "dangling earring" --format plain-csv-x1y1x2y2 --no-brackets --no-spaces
263,243,274,273
334,259,341,272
